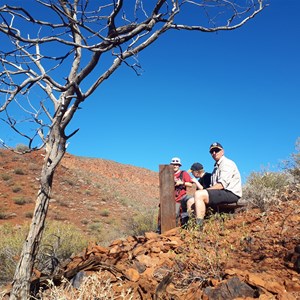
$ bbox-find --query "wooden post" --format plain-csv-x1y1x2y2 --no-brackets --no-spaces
159,164,176,233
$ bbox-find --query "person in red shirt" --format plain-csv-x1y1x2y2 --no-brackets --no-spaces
170,157,193,226
156,157,193,233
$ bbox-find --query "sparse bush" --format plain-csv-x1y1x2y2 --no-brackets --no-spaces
243,170,290,211
0,210,9,220
15,144,29,152
12,186,22,193
283,137,300,184
129,207,157,236
37,271,134,299
244,137,300,210
25,212,33,218
0,223,29,285
53,212,67,221
64,178,76,186
14,168,25,175
0,222,89,286
13,197,27,205
37,221,89,270
84,190,92,195
57,200,69,207
88,222,102,234
1,174,11,181
81,218,89,225
100,209,110,217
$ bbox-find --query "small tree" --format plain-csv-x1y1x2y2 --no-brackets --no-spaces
0,1,267,299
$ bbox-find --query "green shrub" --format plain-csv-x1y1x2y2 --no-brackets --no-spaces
283,137,300,184
0,222,89,286
14,168,25,175
88,222,102,234
13,197,27,205
25,211,33,218
15,144,29,152
0,210,9,220
64,178,75,186
1,174,11,181
81,218,89,225
100,209,110,217
243,170,290,211
0,224,29,285
129,207,157,236
12,186,22,193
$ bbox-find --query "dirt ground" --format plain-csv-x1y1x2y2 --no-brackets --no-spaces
0,149,299,299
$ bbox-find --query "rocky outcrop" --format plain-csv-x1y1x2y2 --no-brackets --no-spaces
30,198,300,299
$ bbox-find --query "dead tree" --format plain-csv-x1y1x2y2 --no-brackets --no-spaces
0,0,267,299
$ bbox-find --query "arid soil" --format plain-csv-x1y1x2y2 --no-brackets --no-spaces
0,149,159,240
1,149,300,299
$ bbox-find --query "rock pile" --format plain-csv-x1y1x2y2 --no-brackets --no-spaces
34,200,300,299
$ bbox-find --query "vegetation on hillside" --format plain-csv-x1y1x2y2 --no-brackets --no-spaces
0,137,299,297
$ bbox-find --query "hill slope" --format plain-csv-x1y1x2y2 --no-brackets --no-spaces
1,149,300,299
0,149,159,242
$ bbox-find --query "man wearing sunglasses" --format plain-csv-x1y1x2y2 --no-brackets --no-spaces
190,142,242,228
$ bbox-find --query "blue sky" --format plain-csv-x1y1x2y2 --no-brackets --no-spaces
1,1,299,183
69,0,299,182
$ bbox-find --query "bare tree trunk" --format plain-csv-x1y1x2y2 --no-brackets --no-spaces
9,128,66,300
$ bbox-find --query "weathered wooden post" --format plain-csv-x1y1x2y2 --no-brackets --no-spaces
159,164,176,233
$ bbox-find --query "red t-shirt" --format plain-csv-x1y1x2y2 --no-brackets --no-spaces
174,170,192,202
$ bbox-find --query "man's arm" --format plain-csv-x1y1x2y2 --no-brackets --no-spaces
207,182,224,190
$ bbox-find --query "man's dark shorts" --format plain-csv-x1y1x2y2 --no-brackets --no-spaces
207,189,239,205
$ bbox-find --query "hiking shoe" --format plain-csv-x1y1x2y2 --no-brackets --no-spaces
180,217,189,228
196,218,204,230
156,226,161,234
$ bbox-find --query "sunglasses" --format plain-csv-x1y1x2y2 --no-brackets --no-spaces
210,148,221,154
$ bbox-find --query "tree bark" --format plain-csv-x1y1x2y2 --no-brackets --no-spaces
9,127,66,300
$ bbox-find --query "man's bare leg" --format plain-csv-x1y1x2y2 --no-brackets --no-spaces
194,190,209,226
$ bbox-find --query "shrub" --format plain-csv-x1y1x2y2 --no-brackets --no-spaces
25,212,33,218
243,170,290,211
1,174,11,181
100,209,110,217
36,271,134,299
0,210,9,220
129,207,157,236
81,218,89,225
283,137,300,184
15,144,29,152
13,197,27,205
0,222,89,286
88,222,102,234
12,186,22,193
14,168,25,175
0,224,29,285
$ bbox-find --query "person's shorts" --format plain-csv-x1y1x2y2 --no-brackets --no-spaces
179,194,192,212
207,189,239,205
175,195,192,219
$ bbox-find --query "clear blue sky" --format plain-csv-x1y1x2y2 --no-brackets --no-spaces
2,1,299,183
68,0,299,182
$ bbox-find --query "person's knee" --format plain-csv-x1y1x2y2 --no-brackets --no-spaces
194,190,201,198
195,189,209,203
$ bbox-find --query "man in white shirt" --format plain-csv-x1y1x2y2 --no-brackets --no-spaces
192,142,242,227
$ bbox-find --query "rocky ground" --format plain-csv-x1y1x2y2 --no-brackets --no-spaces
0,149,300,299
30,198,300,300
